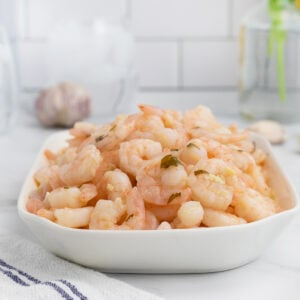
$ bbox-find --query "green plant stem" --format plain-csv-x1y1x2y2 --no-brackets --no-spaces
277,29,286,101
267,27,275,56
268,0,288,102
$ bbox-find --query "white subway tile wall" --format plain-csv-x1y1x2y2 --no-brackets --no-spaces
131,0,228,38
18,41,46,88
0,0,260,91
232,0,261,36
27,0,127,38
183,41,238,87
136,42,179,87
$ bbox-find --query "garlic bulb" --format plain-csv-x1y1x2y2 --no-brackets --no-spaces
35,82,91,127
248,120,285,144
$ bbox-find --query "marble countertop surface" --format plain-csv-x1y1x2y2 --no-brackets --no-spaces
1,104,300,300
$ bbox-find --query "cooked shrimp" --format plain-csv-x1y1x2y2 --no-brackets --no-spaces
203,144,262,193
119,139,162,177
27,104,281,230
94,114,137,151
27,184,51,213
157,221,172,230
248,165,271,196
92,149,120,198
46,187,82,209
188,158,234,210
175,201,204,228
59,144,102,186
46,183,97,209
34,165,63,190
179,139,208,165
54,207,94,228
138,104,183,129
27,194,45,214
101,150,120,168
137,155,191,205
89,188,146,230
156,128,188,149
54,147,77,166
202,208,246,227
207,142,256,172
44,149,56,161
131,105,188,149
124,187,146,229
130,113,164,138
36,208,55,222
67,122,97,149
252,147,267,165
89,198,126,230
190,126,248,144
144,210,159,230
236,140,267,165
233,188,278,222
70,122,97,139
104,169,132,201
145,202,180,222
183,106,247,143
183,105,220,131
79,184,98,202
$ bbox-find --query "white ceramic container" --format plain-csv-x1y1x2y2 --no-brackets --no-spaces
18,131,300,273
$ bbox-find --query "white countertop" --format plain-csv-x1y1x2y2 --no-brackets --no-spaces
2,101,300,300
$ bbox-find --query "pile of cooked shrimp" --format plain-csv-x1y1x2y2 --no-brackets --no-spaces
27,104,281,230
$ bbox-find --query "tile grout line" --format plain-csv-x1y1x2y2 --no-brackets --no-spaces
228,0,234,39
296,34,299,86
126,0,132,20
135,36,237,43
14,0,25,39
177,39,183,89
138,87,237,92
22,0,30,39
22,87,237,93
20,37,238,43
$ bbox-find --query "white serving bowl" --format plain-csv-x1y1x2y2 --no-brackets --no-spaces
18,131,300,273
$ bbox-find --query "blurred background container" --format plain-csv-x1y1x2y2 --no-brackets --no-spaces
44,18,136,118
0,25,17,133
0,0,299,122
239,0,300,123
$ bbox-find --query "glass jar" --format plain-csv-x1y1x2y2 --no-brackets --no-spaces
239,0,300,123
44,18,137,120
0,26,17,134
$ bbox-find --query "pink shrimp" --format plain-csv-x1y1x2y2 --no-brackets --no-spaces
89,187,146,230
137,155,191,206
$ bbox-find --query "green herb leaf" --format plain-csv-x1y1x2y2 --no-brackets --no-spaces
168,192,181,203
187,143,200,149
110,124,117,131
126,214,134,221
194,169,209,176
95,135,106,142
160,155,183,168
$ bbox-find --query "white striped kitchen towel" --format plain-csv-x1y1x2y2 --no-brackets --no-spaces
0,234,163,300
